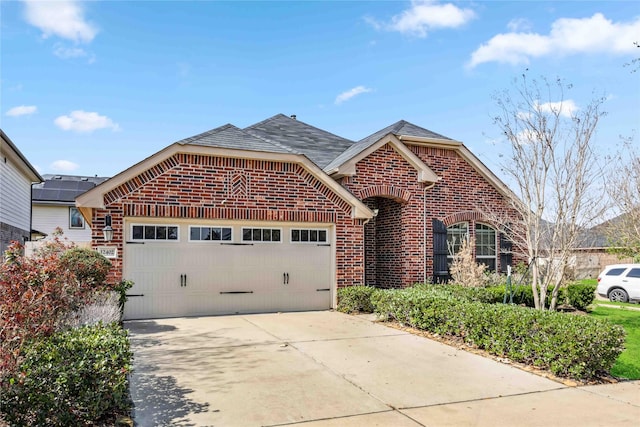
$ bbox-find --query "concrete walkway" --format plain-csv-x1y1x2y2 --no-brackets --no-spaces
126,311,640,426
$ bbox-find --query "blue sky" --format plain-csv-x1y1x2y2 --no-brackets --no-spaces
1,0,639,179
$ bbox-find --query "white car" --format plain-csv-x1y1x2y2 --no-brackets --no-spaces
596,264,640,303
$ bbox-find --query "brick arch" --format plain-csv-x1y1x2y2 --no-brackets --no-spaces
442,210,490,227
357,185,412,204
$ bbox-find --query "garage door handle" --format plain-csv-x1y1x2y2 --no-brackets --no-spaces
316,288,330,292
220,291,254,294
126,294,145,297
283,272,289,284
317,244,331,247
125,241,145,244
180,274,187,287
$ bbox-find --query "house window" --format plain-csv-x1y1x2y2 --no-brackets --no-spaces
131,225,179,241
446,222,497,272
291,228,328,243
475,223,497,271
242,228,281,242
189,226,232,242
69,207,85,229
446,222,468,262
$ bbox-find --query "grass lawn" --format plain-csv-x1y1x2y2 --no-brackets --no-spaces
589,306,640,380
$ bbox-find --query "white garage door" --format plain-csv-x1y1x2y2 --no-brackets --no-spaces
123,220,333,319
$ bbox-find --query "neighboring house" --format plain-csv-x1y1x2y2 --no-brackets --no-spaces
0,130,43,256
30,174,109,248
571,215,635,279
76,114,519,319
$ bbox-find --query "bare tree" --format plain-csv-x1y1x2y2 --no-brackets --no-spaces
605,141,640,260
489,74,607,310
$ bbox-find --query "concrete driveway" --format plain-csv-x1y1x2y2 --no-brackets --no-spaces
126,311,640,426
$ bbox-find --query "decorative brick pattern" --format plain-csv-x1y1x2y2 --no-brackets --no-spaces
357,185,412,203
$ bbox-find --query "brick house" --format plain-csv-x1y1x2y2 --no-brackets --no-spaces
77,114,517,319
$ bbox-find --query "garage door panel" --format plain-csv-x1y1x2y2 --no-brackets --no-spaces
124,222,333,319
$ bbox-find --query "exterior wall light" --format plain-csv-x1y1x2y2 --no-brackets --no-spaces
372,208,379,217
102,214,114,242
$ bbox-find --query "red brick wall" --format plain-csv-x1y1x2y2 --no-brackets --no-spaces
341,143,519,287
94,153,364,287
342,144,426,287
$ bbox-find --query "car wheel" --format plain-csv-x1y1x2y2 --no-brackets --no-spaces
608,288,629,303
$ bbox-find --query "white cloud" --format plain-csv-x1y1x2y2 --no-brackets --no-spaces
54,110,120,133
53,43,87,58
6,105,37,117
469,13,640,68
535,100,579,118
50,160,79,172
22,0,97,43
367,0,476,37
335,86,373,105
507,18,532,32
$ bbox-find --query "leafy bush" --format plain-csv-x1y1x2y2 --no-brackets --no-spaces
566,283,597,311
60,248,112,286
337,286,378,313
372,286,625,380
114,279,135,318
1,323,132,426
1,239,86,374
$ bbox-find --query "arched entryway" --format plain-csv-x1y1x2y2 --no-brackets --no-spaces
363,196,405,288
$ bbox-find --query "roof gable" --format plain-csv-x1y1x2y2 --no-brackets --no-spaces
324,120,451,173
76,143,373,224
1,129,43,183
245,114,354,168
329,133,440,183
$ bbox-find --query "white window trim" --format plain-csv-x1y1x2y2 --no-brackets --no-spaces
69,207,85,229
187,225,233,243
290,228,330,244
130,224,181,242
241,227,283,243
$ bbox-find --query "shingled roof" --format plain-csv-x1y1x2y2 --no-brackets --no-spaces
245,114,355,168
324,120,452,173
176,123,295,154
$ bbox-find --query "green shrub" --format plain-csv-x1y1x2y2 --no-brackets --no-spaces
114,279,135,318
1,323,132,426
566,283,597,311
60,248,112,286
371,286,625,380
337,286,378,313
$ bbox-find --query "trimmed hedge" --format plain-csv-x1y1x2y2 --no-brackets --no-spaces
566,283,597,311
337,285,379,313
371,286,625,380
1,322,132,426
